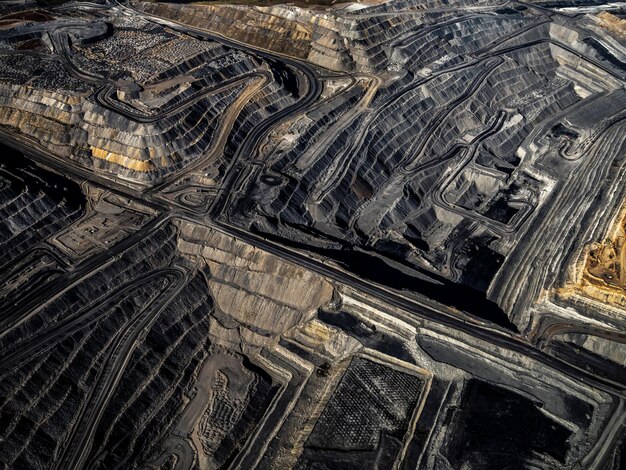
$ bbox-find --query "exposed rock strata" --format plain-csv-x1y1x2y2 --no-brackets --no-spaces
0,8,296,185
0,0,625,469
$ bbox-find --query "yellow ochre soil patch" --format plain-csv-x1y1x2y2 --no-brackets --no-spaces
595,12,626,39
91,146,155,172
560,203,626,309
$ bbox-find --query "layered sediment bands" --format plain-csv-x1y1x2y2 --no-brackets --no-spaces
492,118,626,325
1,0,626,469
0,281,165,469
0,201,619,469
166,219,615,470
177,221,334,345
0,9,295,185
594,12,626,39
137,1,367,72
217,77,299,189
84,273,215,469
211,0,626,330
0,145,85,267
0,222,181,352
0,221,190,469
558,202,626,309
137,0,538,74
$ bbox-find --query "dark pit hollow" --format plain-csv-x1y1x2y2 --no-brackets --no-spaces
445,380,573,469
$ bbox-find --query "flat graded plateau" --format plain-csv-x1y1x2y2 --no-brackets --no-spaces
0,0,625,469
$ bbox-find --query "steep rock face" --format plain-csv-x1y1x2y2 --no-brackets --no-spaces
593,11,626,39
137,1,369,71
85,272,215,470
0,9,296,185
138,0,492,73
0,1,625,469
0,221,195,469
177,221,334,346
0,145,85,266
558,202,626,310
223,19,583,299
132,0,626,330
0,79,248,176
206,0,626,329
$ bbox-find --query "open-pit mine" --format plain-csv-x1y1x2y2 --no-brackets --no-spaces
0,0,625,468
